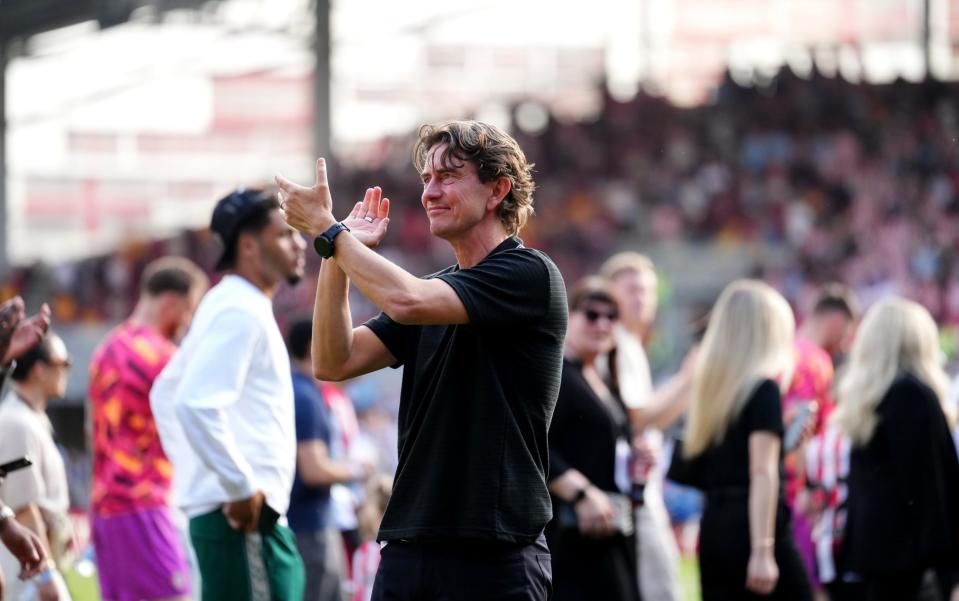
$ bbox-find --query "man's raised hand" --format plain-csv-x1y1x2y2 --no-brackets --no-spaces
276,158,337,236
343,187,391,248
0,298,51,366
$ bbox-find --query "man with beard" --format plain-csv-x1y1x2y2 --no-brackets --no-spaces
152,188,307,601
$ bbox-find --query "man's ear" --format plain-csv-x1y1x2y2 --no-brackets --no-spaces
487,176,512,211
235,231,258,265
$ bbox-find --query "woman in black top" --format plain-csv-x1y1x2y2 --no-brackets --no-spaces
833,298,959,601
547,277,641,601
668,280,812,600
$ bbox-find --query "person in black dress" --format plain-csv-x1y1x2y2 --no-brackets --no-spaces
833,297,959,601
547,277,642,601
668,280,812,600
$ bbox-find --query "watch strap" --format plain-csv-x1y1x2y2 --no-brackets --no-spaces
313,222,351,258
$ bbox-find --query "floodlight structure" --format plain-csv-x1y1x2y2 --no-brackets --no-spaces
0,0,332,277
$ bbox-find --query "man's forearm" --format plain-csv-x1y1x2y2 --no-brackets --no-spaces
333,232,427,320
312,259,354,377
14,504,49,553
175,403,257,500
650,371,693,430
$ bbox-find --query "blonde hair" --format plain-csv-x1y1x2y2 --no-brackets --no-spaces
833,297,954,447
683,280,796,458
599,252,655,281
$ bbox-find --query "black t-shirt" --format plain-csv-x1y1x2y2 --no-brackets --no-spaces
669,379,786,495
365,236,568,544
549,358,632,494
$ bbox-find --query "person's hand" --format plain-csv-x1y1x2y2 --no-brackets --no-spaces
353,458,376,481
223,490,265,533
632,435,659,471
4,304,51,365
342,187,391,248
0,296,25,364
0,516,46,580
574,486,616,539
745,548,778,595
276,158,337,237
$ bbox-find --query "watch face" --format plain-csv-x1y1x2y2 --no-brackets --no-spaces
313,235,334,258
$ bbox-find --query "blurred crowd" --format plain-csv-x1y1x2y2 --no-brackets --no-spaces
1,71,959,601
5,68,959,330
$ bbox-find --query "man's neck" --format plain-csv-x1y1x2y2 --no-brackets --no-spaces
797,322,824,349
621,319,647,341
14,384,46,413
230,269,277,299
129,301,163,336
447,223,510,269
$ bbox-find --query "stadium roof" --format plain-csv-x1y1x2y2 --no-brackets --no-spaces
0,0,211,40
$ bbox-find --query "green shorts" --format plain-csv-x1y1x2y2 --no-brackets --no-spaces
189,508,305,601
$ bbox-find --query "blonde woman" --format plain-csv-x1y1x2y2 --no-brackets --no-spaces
667,280,812,600
834,298,959,601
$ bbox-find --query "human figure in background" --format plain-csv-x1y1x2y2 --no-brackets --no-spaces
0,297,50,391
286,318,371,601
547,276,641,601
0,297,50,600
599,251,696,601
782,284,859,598
322,379,365,565
350,475,393,601
0,333,75,601
151,188,307,601
88,257,208,601
668,280,812,600
834,298,959,601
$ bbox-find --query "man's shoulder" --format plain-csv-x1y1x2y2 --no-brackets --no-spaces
0,400,41,437
104,323,176,367
494,244,560,271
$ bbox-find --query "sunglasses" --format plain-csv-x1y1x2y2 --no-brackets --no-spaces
582,308,619,323
44,358,72,369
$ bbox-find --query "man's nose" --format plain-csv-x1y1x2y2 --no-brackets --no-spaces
423,178,442,198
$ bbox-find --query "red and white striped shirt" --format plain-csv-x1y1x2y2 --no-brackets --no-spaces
804,423,851,583
351,541,382,601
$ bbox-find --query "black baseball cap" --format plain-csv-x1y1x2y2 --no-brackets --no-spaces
210,188,274,271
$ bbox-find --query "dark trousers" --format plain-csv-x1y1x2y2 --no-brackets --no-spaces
863,568,953,601
371,536,552,601
699,497,813,601
547,529,640,601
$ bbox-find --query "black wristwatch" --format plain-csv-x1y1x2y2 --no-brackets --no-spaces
313,222,351,258
572,485,590,504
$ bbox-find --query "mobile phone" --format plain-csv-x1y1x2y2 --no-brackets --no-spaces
0,456,32,478
784,402,814,453
258,503,281,534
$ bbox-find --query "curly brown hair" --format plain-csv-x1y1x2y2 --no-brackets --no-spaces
413,120,536,235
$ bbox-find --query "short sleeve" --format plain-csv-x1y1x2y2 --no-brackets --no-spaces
364,313,414,367
745,379,785,438
294,381,332,445
0,422,45,510
436,250,551,325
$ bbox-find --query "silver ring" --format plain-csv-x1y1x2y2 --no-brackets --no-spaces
364,216,374,223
